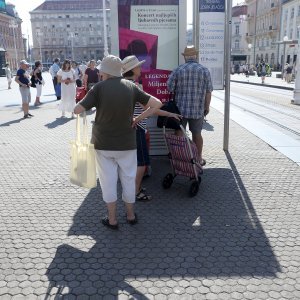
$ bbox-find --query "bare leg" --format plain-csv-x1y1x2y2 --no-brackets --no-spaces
124,202,135,221
22,103,29,115
35,97,39,106
192,132,204,161
136,165,146,194
106,202,118,225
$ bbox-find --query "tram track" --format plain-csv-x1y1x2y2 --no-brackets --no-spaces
213,94,300,138
214,92,300,122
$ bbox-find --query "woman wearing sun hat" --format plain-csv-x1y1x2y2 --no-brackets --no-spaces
122,55,182,202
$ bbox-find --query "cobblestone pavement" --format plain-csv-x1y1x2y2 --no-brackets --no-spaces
0,99,300,300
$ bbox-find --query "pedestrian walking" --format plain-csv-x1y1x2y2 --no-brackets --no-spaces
74,55,163,229
167,45,213,167
49,58,61,100
31,61,44,106
286,64,293,83
4,63,12,89
122,55,182,202
57,59,76,118
14,60,33,119
72,61,82,87
258,61,267,84
83,60,100,91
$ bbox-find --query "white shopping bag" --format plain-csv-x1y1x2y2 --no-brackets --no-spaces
70,112,97,188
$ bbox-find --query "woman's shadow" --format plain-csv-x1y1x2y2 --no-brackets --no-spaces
45,156,280,298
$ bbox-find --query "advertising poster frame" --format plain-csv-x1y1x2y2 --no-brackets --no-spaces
111,0,187,155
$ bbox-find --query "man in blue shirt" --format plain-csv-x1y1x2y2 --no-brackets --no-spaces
49,58,61,100
15,60,33,119
167,45,213,166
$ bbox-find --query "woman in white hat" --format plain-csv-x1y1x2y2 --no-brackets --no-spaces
122,55,181,202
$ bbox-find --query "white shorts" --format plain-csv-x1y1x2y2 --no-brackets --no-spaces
19,86,31,104
36,83,42,97
95,149,137,204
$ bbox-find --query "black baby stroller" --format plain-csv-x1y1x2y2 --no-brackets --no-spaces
162,121,203,197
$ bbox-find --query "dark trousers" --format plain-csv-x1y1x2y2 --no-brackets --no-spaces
53,77,61,99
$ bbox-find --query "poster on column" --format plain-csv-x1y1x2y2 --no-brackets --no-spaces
199,0,225,90
112,0,186,103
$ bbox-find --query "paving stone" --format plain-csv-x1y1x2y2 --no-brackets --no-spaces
0,86,300,299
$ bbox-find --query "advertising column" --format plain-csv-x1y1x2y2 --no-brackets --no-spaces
198,0,225,90
111,0,186,155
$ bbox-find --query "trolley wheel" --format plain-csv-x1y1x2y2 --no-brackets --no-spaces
189,180,200,197
162,173,174,189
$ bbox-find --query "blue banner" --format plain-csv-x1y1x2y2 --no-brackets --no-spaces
199,0,225,13
0,0,6,11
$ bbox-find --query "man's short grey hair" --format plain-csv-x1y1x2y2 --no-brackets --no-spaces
185,55,197,60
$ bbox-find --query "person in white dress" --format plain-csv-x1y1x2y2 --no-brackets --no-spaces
57,59,76,118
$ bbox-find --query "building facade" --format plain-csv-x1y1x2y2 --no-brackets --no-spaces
280,0,300,68
245,0,281,69
231,5,248,66
0,1,25,70
30,0,110,64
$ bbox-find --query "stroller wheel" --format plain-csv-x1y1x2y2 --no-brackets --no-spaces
189,180,200,197
162,173,174,189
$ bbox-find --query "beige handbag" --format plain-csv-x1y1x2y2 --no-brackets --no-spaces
70,112,97,188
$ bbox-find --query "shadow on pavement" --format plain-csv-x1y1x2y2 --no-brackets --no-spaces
0,117,25,126
45,156,281,298
202,120,214,131
4,104,19,108
45,117,73,129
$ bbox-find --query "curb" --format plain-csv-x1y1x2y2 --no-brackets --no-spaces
230,80,294,91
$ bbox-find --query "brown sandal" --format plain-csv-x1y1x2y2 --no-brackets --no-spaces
136,191,152,202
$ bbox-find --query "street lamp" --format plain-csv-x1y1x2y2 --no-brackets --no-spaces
69,32,74,61
292,27,300,105
9,20,18,70
282,35,289,78
248,43,252,64
36,30,43,63
102,0,109,57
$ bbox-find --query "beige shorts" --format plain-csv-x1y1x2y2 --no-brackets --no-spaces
95,149,137,203
19,86,31,104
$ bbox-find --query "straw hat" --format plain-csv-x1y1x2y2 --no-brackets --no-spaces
181,45,198,56
99,55,122,77
20,59,30,65
122,55,145,74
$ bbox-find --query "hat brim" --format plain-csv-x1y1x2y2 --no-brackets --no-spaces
122,60,145,74
99,66,122,77
181,51,198,56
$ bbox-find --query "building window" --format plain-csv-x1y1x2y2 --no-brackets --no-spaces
234,39,239,49
298,6,300,16
52,25,55,28
66,15,70,18
67,24,70,28
235,25,239,35
290,29,293,39
291,8,295,18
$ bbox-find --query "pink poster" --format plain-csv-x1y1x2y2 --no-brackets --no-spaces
117,0,180,102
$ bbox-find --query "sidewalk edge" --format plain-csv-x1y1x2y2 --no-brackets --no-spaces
231,80,294,91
